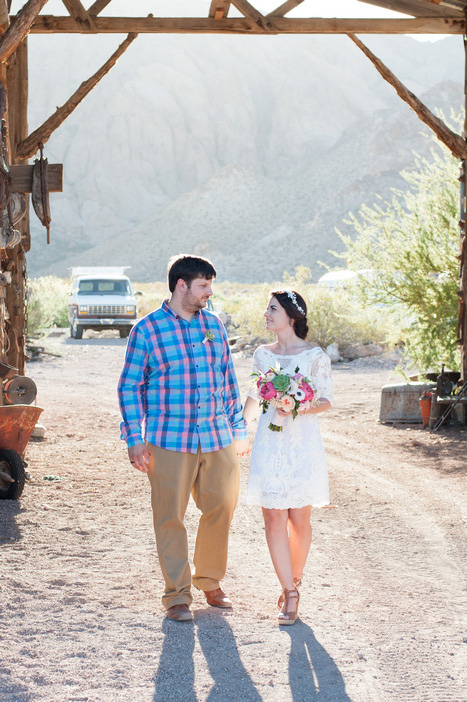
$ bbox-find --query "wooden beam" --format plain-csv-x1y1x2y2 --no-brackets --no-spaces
61,0,96,31
88,0,112,16
229,0,277,31
16,32,137,159
267,0,304,18
358,0,464,18
209,1,231,20
0,0,9,33
348,33,467,158
10,163,62,192
27,16,465,34
0,0,49,62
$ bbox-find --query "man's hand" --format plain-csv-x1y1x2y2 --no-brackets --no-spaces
128,443,150,473
235,438,250,457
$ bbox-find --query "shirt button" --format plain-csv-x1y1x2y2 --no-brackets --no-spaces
192,344,195,347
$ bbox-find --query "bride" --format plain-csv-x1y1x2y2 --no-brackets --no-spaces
243,289,333,625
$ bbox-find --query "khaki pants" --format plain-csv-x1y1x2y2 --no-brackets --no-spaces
146,442,240,610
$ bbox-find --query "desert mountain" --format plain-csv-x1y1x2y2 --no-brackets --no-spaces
26,31,464,281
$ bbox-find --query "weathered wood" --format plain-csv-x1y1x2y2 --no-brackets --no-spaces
209,1,231,20
16,32,137,160
348,33,467,159
88,0,112,16
10,163,63,193
61,0,97,31
0,0,9,33
0,0,49,62
27,16,464,34
358,0,464,18
268,0,304,18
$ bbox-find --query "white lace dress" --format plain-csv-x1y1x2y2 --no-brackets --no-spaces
244,345,333,509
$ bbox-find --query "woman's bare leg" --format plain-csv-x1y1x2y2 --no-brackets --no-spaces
262,508,294,590
287,506,312,582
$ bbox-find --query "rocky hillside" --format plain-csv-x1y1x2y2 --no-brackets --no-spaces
26,31,464,281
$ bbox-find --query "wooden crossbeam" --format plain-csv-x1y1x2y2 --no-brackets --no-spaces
16,32,137,159
358,0,464,18
348,33,467,159
10,164,63,193
61,0,96,31
267,0,304,18
0,0,49,62
88,0,112,16
209,1,231,20
27,16,464,33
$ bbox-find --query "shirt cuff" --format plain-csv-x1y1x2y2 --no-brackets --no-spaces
232,421,248,441
123,434,145,448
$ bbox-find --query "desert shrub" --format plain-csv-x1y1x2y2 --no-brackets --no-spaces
27,276,69,334
230,266,390,349
337,141,460,372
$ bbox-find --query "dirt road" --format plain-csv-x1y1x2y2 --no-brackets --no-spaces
1,333,466,701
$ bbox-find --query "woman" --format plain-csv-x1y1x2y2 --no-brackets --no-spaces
243,290,332,625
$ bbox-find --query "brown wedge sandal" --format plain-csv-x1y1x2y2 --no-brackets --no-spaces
277,578,302,609
278,587,300,626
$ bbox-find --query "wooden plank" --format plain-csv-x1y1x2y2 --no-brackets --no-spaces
61,0,97,31
267,0,304,18
0,0,49,62
0,0,9,32
10,164,63,193
209,1,231,20
27,16,465,33
358,0,464,18
348,33,467,158
16,32,137,159
88,0,112,16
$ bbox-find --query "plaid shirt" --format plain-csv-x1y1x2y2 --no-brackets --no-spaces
118,301,247,453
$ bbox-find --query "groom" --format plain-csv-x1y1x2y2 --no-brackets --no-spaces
118,254,249,621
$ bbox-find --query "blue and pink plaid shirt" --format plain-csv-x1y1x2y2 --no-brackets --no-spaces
118,300,247,453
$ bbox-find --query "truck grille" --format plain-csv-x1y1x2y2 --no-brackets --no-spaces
88,305,127,315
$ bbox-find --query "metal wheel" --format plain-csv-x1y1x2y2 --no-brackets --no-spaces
0,449,26,500
70,313,83,339
119,328,130,338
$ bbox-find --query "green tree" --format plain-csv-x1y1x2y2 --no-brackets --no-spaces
337,143,460,372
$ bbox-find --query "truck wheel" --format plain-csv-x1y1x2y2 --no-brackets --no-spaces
70,313,83,339
119,328,130,338
0,449,26,500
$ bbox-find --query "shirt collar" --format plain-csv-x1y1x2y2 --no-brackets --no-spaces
162,299,201,322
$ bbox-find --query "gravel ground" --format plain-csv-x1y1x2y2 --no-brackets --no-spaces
0,332,466,702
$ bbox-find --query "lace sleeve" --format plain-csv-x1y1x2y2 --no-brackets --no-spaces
247,347,263,400
309,349,333,405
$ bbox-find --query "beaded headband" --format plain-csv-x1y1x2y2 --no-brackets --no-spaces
284,290,305,315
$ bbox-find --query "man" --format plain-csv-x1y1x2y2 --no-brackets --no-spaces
118,254,249,621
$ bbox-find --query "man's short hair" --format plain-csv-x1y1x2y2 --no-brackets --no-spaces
167,254,217,293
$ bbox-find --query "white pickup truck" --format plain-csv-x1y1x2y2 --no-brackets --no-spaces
68,267,137,339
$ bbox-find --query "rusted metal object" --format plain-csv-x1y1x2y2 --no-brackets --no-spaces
3,375,37,405
31,141,51,243
0,404,43,455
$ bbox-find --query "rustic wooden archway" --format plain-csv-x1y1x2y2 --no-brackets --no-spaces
0,0,466,389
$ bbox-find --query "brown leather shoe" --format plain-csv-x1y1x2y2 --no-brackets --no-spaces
166,604,193,621
204,588,232,609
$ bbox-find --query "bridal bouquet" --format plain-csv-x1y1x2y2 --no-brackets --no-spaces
253,366,319,432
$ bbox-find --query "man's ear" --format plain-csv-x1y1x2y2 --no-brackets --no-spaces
176,278,188,292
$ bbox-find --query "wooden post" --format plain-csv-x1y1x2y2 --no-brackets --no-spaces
3,38,29,374
460,30,467,386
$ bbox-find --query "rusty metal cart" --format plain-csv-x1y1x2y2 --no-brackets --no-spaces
0,362,42,500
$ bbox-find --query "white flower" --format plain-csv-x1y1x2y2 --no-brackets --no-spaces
294,388,306,401
289,379,299,396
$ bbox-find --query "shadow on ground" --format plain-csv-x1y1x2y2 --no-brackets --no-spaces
283,622,351,701
153,611,349,701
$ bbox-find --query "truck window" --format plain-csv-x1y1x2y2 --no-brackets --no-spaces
78,279,131,295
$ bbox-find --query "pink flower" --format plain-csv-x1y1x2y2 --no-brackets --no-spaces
300,382,315,402
293,373,304,381
280,395,295,412
297,400,311,414
260,382,277,400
